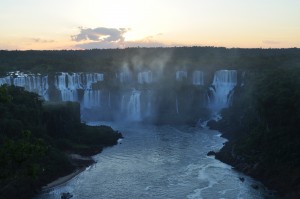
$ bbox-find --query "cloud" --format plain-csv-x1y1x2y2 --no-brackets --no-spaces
72,27,169,49
71,27,128,43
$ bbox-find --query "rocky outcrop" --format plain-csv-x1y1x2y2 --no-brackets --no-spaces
215,141,300,199
207,151,216,156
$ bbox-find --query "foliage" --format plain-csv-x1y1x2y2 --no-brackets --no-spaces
0,130,46,180
0,85,122,199
216,68,300,197
0,47,299,74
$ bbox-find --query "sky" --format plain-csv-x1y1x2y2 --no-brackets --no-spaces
0,0,299,50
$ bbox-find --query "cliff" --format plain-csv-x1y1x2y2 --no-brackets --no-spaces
210,68,300,199
0,85,122,199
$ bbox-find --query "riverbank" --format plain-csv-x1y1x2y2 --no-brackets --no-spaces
207,117,294,198
215,140,300,199
210,122,300,199
42,169,84,191
206,111,300,199
42,154,94,191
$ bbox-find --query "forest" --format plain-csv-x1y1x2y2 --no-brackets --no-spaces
0,47,300,74
0,85,122,199
209,67,300,198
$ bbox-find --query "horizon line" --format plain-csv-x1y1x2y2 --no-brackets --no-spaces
1,45,299,52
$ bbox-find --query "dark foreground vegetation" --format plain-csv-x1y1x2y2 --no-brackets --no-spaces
209,68,300,198
0,85,122,199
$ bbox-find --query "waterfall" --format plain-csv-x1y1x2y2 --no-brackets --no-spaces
0,73,49,100
83,90,101,108
1,70,239,123
138,71,153,84
208,70,237,113
0,76,12,86
85,73,104,89
61,89,77,101
192,71,204,85
41,76,49,100
55,72,67,90
121,95,126,113
67,73,83,89
108,92,111,108
54,72,103,102
127,89,141,121
13,75,26,88
55,73,77,101
117,69,132,83
144,90,153,117
55,72,104,90
176,71,187,81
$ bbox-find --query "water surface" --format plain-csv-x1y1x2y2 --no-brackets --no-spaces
35,123,276,199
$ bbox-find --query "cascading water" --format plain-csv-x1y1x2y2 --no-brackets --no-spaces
67,73,83,89
55,72,67,90
176,70,187,81
208,70,237,114
144,90,153,118
192,70,204,85
83,90,101,109
127,89,141,121
85,73,104,89
138,71,153,84
1,70,237,123
121,95,126,113
108,92,111,108
55,73,77,102
61,89,78,101
40,76,49,100
117,70,132,83
0,76,12,85
0,72,49,100
14,75,49,99
119,89,153,121
0,72,104,103
54,72,104,102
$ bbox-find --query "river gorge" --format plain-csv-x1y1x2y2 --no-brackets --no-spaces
34,123,276,199
0,69,279,198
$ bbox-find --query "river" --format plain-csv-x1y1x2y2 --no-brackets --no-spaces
34,123,277,199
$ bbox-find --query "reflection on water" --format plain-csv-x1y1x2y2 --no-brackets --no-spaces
34,123,278,199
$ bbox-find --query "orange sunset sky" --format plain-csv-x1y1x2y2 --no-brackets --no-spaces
1,0,300,50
